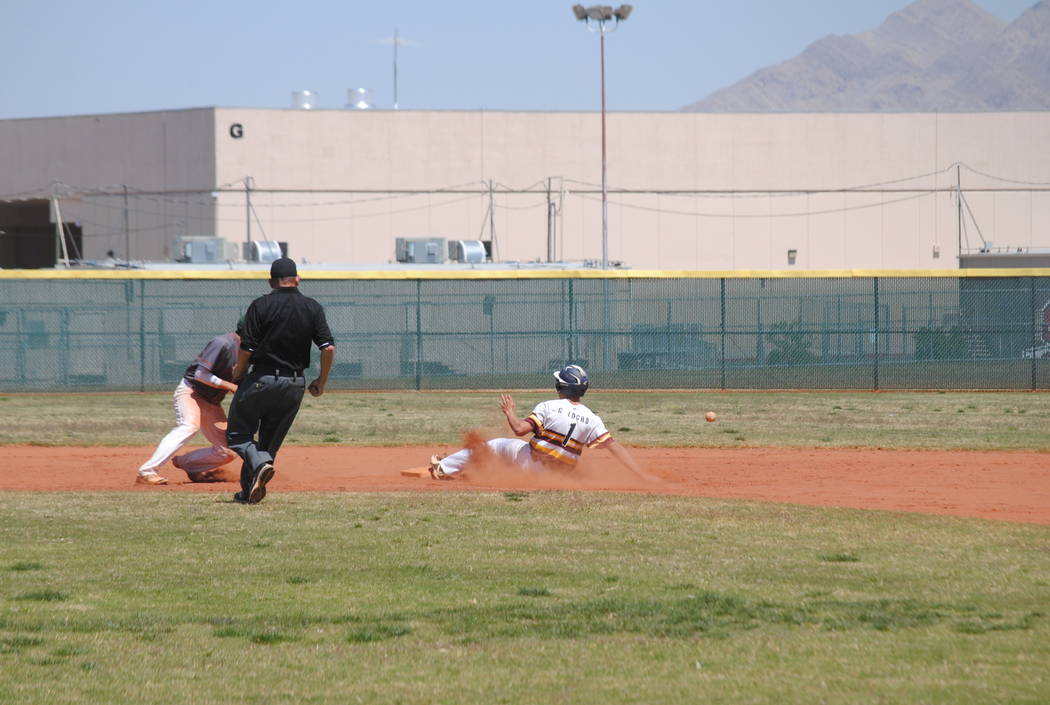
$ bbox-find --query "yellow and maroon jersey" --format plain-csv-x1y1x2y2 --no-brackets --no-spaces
526,399,610,467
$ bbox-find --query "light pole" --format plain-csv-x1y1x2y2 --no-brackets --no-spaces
573,4,632,269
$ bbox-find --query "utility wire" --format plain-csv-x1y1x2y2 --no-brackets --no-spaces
579,191,932,219
960,163,1050,186
248,200,268,241
11,164,1048,204
494,200,547,211
73,186,484,210
59,193,483,224
563,164,957,195
959,190,988,246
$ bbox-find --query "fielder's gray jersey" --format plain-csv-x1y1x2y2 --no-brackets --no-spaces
183,333,238,404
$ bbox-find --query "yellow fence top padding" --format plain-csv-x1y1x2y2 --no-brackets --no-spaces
4,268,1050,280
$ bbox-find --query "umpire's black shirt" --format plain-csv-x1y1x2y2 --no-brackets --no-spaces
240,287,334,372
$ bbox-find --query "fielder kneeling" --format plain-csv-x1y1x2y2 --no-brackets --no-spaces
136,321,243,485
430,365,659,484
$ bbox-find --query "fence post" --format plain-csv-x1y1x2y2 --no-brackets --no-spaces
139,280,146,392
59,309,70,387
873,278,880,391
1031,276,1037,391
415,279,422,391
601,278,610,371
720,277,727,390
567,279,575,362
16,309,25,385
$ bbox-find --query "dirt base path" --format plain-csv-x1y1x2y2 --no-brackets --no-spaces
3,446,1048,525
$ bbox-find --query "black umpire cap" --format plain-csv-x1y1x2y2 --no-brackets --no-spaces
270,257,298,278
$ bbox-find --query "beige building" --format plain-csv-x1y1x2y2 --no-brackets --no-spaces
1,108,1048,270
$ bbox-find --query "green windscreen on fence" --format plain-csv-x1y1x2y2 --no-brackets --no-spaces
1,273,1049,391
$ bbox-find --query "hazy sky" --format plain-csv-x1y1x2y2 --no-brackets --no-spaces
0,0,1037,119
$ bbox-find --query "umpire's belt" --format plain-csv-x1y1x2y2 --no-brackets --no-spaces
251,366,303,378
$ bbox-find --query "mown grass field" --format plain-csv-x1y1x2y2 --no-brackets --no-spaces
1,391,1049,703
2,492,1048,705
3,389,1050,448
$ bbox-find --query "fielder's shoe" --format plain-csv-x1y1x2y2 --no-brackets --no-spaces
135,473,168,486
428,454,449,480
247,463,274,504
187,468,222,483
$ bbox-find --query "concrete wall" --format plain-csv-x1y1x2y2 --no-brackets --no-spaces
3,109,1049,269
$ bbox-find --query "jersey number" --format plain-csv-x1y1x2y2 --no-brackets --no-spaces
561,423,577,447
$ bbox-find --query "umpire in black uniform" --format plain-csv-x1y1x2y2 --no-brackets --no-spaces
227,257,335,504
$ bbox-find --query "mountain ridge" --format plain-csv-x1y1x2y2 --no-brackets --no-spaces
682,0,1050,112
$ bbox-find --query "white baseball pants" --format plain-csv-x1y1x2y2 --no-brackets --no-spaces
137,380,237,476
438,437,543,476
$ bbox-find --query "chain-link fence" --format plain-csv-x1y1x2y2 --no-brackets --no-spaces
1,273,1049,392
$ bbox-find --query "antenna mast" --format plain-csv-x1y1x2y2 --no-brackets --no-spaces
393,28,399,110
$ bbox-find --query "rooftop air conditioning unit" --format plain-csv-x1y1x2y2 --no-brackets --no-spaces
244,240,283,264
395,238,447,264
447,240,487,264
176,236,239,264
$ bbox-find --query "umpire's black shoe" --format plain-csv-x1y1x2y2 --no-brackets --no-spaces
248,463,275,504
234,486,263,504
237,481,268,504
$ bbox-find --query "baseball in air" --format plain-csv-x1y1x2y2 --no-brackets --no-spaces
705,411,717,423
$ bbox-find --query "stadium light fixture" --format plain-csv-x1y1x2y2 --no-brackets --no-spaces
573,4,632,269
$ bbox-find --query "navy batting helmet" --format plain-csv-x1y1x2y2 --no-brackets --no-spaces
553,364,589,398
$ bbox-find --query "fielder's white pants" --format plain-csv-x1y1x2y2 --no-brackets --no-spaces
438,437,542,476
137,380,237,476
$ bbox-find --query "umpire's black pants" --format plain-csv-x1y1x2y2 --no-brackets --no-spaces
226,372,306,494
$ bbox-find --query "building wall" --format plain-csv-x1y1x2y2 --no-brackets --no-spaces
0,109,215,262
2,109,1049,269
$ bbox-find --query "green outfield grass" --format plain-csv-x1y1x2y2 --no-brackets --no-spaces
3,390,1050,449
1,492,1048,705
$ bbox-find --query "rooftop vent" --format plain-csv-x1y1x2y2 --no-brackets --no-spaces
292,90,318,110
346,88,373,110
244,240,283,264
448,240,487,264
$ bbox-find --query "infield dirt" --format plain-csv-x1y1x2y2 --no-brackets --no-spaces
3,445,1048,525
